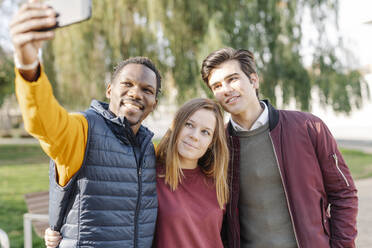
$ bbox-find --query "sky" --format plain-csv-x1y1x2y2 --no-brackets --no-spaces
0,0,17,51
338,0,372,68
301,0,372,141
300,0,372,70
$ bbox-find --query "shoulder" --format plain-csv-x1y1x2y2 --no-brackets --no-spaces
156,162,166,176
138,124,154,137
277,109,332,137
80,108,98,119
278,109,324,126
68,112,89,127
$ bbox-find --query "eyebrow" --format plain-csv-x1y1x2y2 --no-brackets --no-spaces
188,118,214,132
119,78,134,84
120,78,156,90
210,73,240,87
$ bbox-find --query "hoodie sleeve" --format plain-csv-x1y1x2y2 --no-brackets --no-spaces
15,66,88,186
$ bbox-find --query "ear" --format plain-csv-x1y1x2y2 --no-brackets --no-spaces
152,99,158,111
249,73,259,89
106,83,112,99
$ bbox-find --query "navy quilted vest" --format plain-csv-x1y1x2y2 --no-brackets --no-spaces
48,100,157,248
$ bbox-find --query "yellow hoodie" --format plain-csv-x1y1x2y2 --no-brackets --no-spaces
15,67,88,186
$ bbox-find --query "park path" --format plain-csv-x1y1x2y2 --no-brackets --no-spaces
355,177,372,248
0,138,38,145
336,140,372,247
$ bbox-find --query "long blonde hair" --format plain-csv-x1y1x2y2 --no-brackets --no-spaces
156,98,229,209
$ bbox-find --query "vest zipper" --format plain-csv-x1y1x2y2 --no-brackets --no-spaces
332,153,350,187
133,146,142,248
133,138,152,248
269,134,301,248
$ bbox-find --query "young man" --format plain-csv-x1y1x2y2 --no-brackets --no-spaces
10,2,161,247
201,47,358,248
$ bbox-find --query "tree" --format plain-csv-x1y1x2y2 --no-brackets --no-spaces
44,0,162,108
0,48,14,106
0,0,23,106
41,0,368,113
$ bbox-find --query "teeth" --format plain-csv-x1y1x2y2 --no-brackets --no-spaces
124,103,140,109
227,96,238,104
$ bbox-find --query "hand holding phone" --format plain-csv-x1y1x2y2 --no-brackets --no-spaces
10,1,56,79
44,0,92,29
9,0,92,79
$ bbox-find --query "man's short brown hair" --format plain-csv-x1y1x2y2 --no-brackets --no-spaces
201,47,259,98
201,47,257,84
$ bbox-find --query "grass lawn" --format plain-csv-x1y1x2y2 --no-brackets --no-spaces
0,145,49,248
340,148,372,179
0,143,371,247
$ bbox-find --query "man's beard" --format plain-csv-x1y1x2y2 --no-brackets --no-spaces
117,98,145,126
127,117,141,127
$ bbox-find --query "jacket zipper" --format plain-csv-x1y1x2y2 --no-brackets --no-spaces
269,134,301,248
332,153,350,187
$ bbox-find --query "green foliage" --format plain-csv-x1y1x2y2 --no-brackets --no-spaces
312,51,368,113
45,0,162,108
41,0,368,112
0,49,15,106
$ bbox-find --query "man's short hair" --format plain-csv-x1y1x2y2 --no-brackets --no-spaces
110,57,162,98
201,47,257,85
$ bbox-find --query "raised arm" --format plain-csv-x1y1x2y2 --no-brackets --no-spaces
10,0,88,186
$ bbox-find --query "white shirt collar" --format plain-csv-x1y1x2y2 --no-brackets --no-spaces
230,101,269,131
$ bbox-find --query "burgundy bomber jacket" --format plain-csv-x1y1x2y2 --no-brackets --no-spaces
221,100,358,248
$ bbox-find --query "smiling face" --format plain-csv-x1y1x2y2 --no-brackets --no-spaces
106,63,158,133
176,108,216,168
208,59,259,117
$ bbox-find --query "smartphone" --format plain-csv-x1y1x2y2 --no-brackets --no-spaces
44,0,92,29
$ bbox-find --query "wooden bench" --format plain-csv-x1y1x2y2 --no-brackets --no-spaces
23,191,49,248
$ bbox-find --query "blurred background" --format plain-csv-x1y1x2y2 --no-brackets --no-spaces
0,0,371,247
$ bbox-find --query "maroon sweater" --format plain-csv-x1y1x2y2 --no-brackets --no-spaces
154,166,224,248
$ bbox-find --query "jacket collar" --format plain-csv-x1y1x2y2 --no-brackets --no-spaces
90,100,128,126
261,99,279,131
226,99,279,135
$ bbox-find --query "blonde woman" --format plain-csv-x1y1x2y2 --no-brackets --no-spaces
154,98,229,247
45,98,229,248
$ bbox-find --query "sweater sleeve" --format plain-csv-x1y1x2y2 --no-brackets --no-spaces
15,66,88,186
